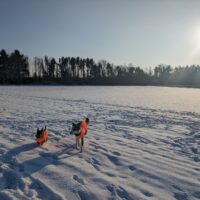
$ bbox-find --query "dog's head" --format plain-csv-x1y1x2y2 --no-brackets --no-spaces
37,129,43,134
36,128,43,138
36,126,47,137
70,123,81,136
37,126,46,133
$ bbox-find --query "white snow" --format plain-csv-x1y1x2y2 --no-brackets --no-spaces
0,86,200,200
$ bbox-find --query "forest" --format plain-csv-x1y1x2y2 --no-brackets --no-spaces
0,49,200,87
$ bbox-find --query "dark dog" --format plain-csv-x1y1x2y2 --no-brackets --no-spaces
70,122,83,151
70,118,89,152
70,122,81,136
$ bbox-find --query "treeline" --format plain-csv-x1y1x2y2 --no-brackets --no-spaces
0,49,200,87
0,49,29,83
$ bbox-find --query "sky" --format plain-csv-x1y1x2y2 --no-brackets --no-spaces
1,0,200,68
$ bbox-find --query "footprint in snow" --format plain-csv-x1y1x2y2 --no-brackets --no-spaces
106,184,134,200
128,165,137,171
73,175,85,185
106,154,121,166
86,157,101,171
172,185,183,192
191,147,198,154
112,151,121,156
141,190,153,197
90,157,101,166
174,192,188,200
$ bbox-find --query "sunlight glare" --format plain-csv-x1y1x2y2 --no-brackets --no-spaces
194,27,200,47
189,27,200,61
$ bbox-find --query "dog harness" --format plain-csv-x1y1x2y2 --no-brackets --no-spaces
76,120,88,139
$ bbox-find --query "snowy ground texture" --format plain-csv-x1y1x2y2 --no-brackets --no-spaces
0,86,200,200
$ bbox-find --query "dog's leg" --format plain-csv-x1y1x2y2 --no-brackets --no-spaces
76,138,78,149
76,137,80,149
80,138,84,152
78,139,80,148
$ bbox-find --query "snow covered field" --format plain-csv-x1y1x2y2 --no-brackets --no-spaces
0,86,200,200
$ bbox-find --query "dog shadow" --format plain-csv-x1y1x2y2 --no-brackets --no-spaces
2,142,37,162
21,145,80,176
2,142,79,178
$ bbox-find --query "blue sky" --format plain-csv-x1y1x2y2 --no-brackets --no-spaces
1,0,200,68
